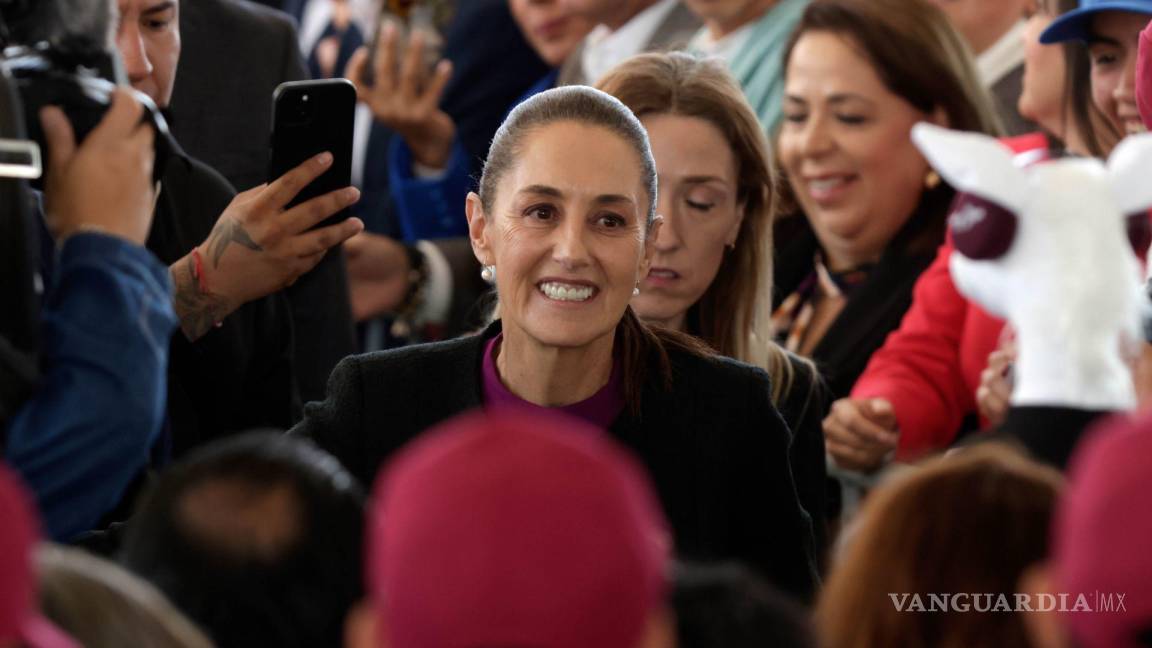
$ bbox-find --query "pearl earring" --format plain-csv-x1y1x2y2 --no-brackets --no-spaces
480,265,495,283
632,286,640,296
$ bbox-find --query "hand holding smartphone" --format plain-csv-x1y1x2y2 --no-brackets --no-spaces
268,79,356,229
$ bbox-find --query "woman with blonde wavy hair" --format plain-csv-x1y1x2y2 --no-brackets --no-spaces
37,545,213,648
597,52,830,554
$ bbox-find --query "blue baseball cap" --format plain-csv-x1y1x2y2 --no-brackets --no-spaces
1040,0,1152,44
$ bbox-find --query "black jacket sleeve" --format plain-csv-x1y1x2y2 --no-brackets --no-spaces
288,354,370,484
975,405,1113,470
738,367,820,603
778,357,831,562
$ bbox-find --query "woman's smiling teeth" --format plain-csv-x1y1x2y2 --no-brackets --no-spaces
538,281,596,302
807,175,852,196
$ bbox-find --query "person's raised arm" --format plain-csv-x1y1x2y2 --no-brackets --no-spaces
169,154,364,341
7,89,174,540
841,240,989,469
347,23,455,169
347,23,474,240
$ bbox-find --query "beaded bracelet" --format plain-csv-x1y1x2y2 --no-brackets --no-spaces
389,244,429,339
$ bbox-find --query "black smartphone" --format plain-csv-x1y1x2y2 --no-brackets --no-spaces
268,79,355,229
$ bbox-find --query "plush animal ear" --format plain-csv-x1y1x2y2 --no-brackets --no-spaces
911,123,1028,213
1108,133,1152,214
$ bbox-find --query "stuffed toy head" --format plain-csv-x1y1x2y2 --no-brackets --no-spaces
912,124,1152,411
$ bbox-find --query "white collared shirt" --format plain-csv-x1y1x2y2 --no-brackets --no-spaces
580,0,681,84
298,0,379,57
687,21,755,62
976,20,1027,88
294,0,379,187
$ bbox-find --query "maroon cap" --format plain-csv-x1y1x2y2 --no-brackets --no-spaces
1139,22,1152,130
368,410,670,648
1052,415,1152,648
0,466,80,648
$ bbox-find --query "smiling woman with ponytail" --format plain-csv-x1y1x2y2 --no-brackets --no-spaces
293,84,819,603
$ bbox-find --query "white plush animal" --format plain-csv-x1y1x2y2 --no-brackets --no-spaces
911,123,1152,411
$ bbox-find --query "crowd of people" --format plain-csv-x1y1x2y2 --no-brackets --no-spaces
3,0,1152,646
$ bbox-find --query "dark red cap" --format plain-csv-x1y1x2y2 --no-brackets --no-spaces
1138,22,1152,130
1053,415,1152,648
367,410,670,648
0,466,79,648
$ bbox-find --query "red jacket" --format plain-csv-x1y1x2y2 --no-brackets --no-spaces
850,236,1005,460
850,134,1050,460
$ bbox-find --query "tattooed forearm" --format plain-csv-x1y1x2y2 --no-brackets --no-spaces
206,216,263,267
171,256,234,341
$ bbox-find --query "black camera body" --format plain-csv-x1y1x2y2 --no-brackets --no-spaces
5,41,178,188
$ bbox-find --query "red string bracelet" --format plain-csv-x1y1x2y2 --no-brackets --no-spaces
189,248,223,329
191,247,208,294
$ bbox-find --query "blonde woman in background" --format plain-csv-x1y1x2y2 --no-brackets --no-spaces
37,545,213,648
597,52,830,556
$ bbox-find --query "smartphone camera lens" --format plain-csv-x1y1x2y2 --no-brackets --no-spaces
282,89,318,126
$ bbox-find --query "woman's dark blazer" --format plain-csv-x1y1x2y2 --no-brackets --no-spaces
290,322,820,602
778,354,831,561
773,185,952,401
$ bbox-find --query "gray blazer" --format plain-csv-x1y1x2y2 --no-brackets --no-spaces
557,1,702,86
170,0,308,193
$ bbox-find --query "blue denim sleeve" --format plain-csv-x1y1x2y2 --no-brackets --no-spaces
5,232,176,540
387,135,473,241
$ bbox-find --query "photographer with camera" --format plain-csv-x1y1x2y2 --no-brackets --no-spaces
2,0,364,541
3,78,176,541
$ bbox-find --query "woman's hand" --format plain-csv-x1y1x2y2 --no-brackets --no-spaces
344,231,413,321
976,339,1016,427
346,22,455,168
823,398,899,473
